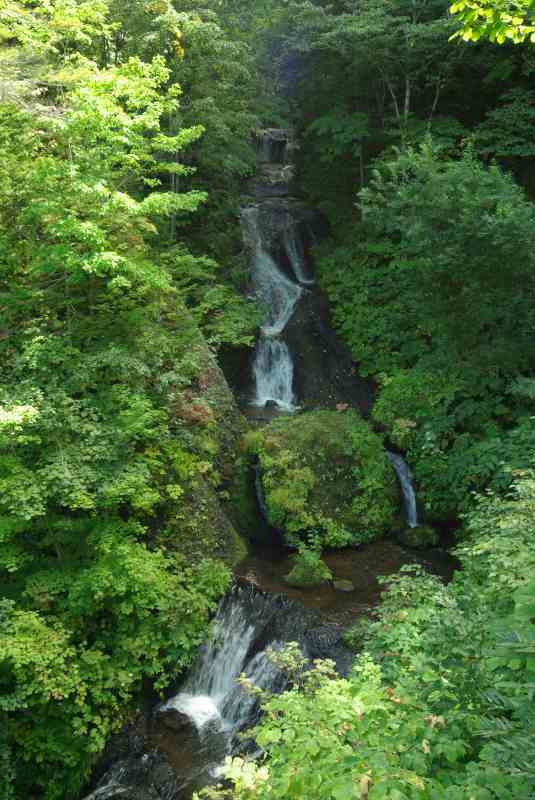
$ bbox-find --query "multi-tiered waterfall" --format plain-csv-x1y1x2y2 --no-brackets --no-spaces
242,131,420,528
82,127,433,800
243,129,313,411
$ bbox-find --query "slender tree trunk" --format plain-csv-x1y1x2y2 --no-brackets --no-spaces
403,76,411,126
384,75,401,124
428,79,442,128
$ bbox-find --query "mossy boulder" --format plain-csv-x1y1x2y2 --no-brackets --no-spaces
398,524,439,549
248,409,398,547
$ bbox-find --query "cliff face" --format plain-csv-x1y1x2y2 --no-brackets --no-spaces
160,311,253,566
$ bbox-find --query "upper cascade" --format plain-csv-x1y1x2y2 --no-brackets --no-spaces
250,128,299,199
255,128,298,165
242,128,314,411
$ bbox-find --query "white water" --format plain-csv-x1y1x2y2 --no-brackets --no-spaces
252,248,302,337
387,451,419,528
252,338,295,410
242,201,302,409
284,227,314,285
162,587,285,736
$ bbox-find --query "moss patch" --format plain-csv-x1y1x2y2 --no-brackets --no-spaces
159,477,247,567
249,409,398,547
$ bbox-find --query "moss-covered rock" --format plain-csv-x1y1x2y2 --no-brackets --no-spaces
333,579,355,592
398,524,439,549
158,311,251,566
284,546,333,588
248,409,398,547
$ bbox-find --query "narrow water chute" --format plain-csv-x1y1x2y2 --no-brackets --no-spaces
387,451,419,528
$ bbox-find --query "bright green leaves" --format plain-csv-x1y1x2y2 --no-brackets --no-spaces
0,3,250,796
1,550,229,797
450,0,535,44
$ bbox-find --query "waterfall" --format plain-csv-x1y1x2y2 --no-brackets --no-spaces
255,129,289,164
387,451,419,528
161,581,350,731
241,184,303,410
242,128,312,410
284,227,314,285
163,587,285,735
252,248,302,337
252,338,295,410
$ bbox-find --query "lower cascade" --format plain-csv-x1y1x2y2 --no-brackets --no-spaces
161,584,286,737
84,582,350,800
387,451,419,528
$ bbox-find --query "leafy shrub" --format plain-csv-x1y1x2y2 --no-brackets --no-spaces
318,145,535,522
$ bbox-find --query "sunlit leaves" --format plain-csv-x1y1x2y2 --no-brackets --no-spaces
450,0,535,44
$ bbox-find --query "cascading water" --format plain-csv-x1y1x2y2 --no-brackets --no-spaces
162,586,285,736
387,451,419,528
243,130,309,411
284,226,314,285
253,248,302,338
253,338,295,410
151,582,349,797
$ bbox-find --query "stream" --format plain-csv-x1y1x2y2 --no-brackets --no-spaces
82,129,456,800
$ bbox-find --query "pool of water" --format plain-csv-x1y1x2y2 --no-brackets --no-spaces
235,539,458,626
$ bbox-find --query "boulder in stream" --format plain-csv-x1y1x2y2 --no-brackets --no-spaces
246,409,398,547
155,708,195,734
333,579,355,593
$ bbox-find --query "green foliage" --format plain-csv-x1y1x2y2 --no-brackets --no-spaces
2,555,229,798
318,144,535,518
249,410,398,547
0,2,258,794
475,88,535,159
398,524,439,548
284,542,333,588
450,0,535,43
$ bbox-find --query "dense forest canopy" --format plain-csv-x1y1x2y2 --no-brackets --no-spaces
1,0,535,798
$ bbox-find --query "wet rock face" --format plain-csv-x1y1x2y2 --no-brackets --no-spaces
255,128,298,165
249,130,299,198
81,720,179,800
284,287,375,415
155,708,195,735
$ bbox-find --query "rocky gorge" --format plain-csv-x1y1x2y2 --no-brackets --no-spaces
80,127,455,800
